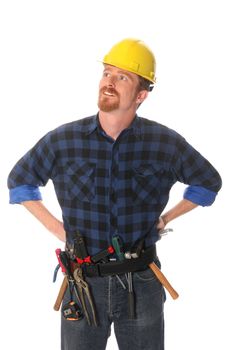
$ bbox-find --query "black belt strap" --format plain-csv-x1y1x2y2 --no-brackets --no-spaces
83,245,156,277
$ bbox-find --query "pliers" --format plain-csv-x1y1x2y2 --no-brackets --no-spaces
73,267,98,327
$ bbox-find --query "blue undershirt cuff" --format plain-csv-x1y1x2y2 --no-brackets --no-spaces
183,185,217,206
9,185,42,204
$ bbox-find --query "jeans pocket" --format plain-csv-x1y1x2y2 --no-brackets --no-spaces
134,268,163,298
134,268,156,282
134,260,163,291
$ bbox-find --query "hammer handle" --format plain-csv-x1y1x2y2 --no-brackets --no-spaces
53,276,68,311
149,262,179,300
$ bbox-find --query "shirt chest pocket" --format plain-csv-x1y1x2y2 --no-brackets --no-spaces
65,162,96,202
132,164,164,204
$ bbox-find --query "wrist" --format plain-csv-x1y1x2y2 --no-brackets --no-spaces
161,215,168,226
47,219,65,236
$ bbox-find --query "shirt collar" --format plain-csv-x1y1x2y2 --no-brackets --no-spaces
85,114,99,135
85,113,142,140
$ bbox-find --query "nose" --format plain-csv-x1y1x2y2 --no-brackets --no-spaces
107,75,116,88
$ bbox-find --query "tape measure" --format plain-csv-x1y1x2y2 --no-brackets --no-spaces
62,301,83,321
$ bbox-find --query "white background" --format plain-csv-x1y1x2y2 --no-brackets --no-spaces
0,0,232,349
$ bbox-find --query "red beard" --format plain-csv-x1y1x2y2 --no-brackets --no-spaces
98,87,120,112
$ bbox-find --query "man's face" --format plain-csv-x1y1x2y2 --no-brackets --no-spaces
98,65,141,113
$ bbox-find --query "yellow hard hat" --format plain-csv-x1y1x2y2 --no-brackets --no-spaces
103,38,156,83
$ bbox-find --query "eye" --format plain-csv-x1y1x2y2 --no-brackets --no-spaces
103,71,110,78
118,75,128,81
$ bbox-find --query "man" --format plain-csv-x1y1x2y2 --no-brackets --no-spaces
8,38,222,350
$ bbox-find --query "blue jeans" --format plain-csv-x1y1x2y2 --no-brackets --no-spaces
61,265,166,350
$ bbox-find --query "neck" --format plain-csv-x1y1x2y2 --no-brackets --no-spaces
98,110,136,140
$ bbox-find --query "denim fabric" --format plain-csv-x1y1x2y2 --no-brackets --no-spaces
61,265,165,350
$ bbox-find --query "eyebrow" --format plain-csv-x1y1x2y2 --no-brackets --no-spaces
103,66,135,81
117,70,134,80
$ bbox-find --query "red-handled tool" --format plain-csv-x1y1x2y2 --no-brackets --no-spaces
55,248,66,273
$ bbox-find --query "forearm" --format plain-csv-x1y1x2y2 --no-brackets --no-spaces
21,200,66,242
161,199,198,226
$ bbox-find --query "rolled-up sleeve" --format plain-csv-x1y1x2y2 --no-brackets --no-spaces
172,134,222,205
183,185,218,206
7,132,56,203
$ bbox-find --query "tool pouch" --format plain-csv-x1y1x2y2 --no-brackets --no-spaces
82,245,156,277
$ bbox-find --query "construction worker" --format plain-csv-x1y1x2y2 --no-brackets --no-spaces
7,38,222,350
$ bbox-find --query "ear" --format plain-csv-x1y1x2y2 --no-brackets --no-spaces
136,90,149,104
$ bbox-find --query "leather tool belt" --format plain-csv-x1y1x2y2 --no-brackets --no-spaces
81,245,156,277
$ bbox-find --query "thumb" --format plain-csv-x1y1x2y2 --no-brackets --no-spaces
156,216,165,230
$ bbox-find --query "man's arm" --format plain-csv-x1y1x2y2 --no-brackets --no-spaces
157,199,198,230
7,130,67,242
22,200,66,242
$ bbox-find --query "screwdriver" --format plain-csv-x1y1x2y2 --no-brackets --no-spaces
112,236,135,319
125,251,135,319
112,235,125,261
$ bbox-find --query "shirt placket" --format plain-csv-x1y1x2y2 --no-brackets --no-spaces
109,139,119,241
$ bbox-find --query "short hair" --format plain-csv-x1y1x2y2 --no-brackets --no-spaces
138,76,154,92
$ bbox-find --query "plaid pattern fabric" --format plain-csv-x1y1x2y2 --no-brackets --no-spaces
8,115,222,255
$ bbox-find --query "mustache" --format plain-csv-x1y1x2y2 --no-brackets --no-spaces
100,87,119,97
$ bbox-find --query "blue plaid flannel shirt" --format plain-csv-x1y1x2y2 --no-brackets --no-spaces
8,115,222,255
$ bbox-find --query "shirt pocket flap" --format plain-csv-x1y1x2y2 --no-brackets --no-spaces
65,162,96,201
132,164,165,204
133,164,164,177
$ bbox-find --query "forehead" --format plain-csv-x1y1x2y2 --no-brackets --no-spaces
103,64,139,82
